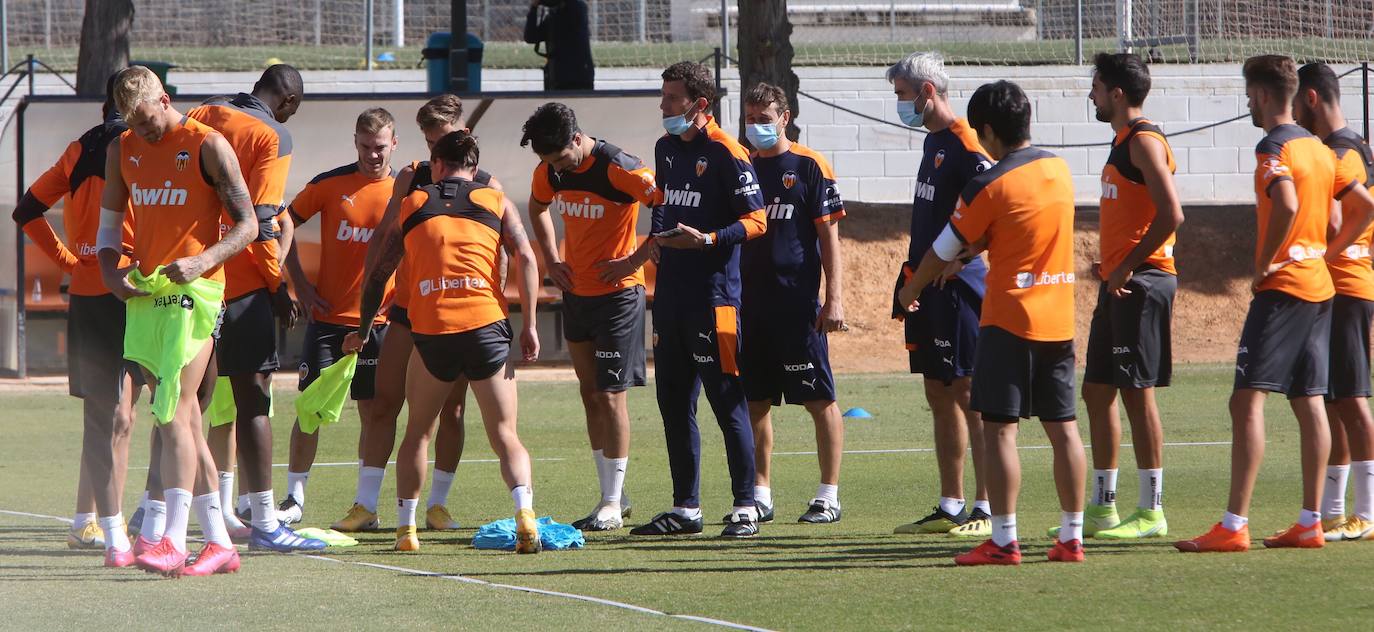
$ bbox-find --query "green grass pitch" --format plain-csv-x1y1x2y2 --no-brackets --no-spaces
1,366,1371,630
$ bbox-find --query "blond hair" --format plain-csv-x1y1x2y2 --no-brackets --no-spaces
416,94,464,131
113,66,165,116
356,107,396,135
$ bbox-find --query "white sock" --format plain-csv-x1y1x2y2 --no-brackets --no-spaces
73,512,95,527
816,483,839,507
397,498,419,527
1060,511,1084,543
218,472,245,527
236,493,249,515
1139,468,1163,510
356,466,385,513
193,492,232,547
99,514,131,552
1299,508,1322,528
972,499,991,515
1221,511,1248,532
1092,468,1119,506
732,504,759,521
672,506,702,520
591,449,607,497
428,469,456,509
162,488,193,553
145,500,167,542
1324,464,1351,517
217,471,235,514
605,457,628,505
938,496,966,517
991,514,1018,546
286,471,309,505
249,490,278,532
511,485,534,512
138,490,150,511
1353,460,1374,520
754,486,773,509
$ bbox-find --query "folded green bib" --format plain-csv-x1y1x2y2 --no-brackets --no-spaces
205,376,275,428
123,266,224,424
295,351,357,434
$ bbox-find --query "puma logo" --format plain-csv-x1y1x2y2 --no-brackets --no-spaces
128,155,141,167
607,368,623,381
1236,364,1247,376
801,379,816,390
666,156,675,169
341,194,356,206
1119,365,1131,375
698,330,714,343
942,357,954,366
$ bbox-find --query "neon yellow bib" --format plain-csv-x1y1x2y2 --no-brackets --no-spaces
123,266,224,424
295,352,357,434
205,376,275,428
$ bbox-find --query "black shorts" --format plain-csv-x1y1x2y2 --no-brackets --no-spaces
387,304,411,330
215,288,279,376
298,321,388,400
740,301,836,405
1234,291,1331,398
970,326,1076,422
901,278,981,384
1328,294,1374,400
68,293,145,399
1084,267,1176,389
563,286,647,391
412,319,512,382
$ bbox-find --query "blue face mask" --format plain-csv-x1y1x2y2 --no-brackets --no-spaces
663,105,697,135
897,97,926,128
745,123,780,149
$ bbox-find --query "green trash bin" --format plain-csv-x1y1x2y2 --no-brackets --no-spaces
130,60,178,96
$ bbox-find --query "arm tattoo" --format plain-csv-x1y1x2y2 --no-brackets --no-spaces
199,141,256,267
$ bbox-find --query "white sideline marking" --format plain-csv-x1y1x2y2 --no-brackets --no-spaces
773,440,1233,457
0,508,774,632
127,457,567,471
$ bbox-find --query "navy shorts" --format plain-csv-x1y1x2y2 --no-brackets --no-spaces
740,301,836,405
298,321,387,400
68,293,146,399
900,278,981,384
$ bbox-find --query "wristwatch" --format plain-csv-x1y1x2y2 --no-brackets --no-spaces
703,232,715,248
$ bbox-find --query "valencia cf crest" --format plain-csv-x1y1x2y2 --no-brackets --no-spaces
781,170,798,190
175,150,190,172
934,149,946,169
695,157,708,177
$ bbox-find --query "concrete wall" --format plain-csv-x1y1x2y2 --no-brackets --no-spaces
5,63,1372,209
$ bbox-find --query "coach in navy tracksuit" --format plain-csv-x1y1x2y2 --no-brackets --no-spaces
629,61,768,539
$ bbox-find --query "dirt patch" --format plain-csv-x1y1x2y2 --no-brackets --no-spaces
830,202,1256,373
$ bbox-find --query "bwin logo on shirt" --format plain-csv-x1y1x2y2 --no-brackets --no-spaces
335,219,375,243
765,198,795,220
130,181,188,207
663,186,702,207
552,196,606,219
1101,179,1119,200
418,276,488,296
915,181,937,202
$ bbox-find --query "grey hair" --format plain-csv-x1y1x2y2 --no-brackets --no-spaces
886,52,949,95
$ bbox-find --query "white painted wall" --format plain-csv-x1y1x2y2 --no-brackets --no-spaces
5,63,1372,207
